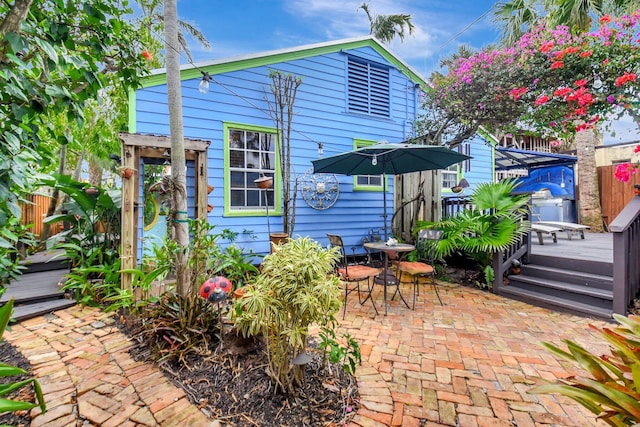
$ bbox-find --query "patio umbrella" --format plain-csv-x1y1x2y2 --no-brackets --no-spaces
311,142,471,239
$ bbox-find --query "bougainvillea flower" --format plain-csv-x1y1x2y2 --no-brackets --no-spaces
574,79,587,87
615,163,637,183
553,87,572,98
634,144,640,154
599,15,611,24
615,72,637,86
141,50,153,61
551,61,564,69
509,87,528,100
579,51,592,57
535,95,550,106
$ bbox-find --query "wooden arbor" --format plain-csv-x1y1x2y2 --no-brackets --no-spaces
118,133,211,291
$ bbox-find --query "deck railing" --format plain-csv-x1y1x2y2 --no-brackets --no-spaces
608,194,640,315
442,196,473,218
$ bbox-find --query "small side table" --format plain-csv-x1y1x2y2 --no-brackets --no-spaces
363,242,415,315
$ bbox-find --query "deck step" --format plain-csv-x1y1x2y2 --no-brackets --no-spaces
498,285,613,320
11,299,76,322
518,264,612,289
1,270,68,304
506,274,612,311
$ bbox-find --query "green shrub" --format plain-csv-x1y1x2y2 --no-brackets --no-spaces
0,300,46,415
232,236,342,393
135,292,222,365
529,313,640,426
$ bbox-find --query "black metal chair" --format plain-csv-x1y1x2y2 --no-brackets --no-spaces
327,234,379,318
396,229,444,308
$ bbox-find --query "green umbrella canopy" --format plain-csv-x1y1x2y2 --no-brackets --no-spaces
311,142,471,176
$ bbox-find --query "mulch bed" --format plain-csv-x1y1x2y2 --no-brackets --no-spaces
0,340,34,427
117,313,360,427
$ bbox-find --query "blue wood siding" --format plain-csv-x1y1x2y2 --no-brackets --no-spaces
133,45,422,255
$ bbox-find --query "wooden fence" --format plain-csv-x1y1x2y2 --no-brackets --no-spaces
597,164,640,228
20,194,63,238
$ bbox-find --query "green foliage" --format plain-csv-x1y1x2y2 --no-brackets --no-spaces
318,320,362,375
0,300,46,415
530,313,640,426
433,179,530,268
38,175,122,306
42,174,121,268
135,292,222,365
475,265,495,290
0,217,36,286
155,218,259,292
0,0,150,282
232,237,342,393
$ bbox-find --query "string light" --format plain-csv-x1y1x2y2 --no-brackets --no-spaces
149,29,372,156
371,154,378,166
198,71,212,94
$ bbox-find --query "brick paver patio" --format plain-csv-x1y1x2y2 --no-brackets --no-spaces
5,279,613,426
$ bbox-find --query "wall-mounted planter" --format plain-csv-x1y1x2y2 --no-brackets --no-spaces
120,168,135,179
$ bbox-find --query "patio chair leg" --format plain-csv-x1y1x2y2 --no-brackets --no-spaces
432,275,443,306
356,278,378,316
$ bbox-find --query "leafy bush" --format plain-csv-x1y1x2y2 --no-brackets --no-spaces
232,237,342,393
423,179,530,273
134,292,222,365
0,300,46,415
318,319,361,375
42,174,121,270
529,313,640,426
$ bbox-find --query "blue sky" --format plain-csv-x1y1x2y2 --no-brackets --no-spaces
175,0,637,144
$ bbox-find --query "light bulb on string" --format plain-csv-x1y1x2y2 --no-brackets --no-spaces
317,143,323,156
198,71,212,94
371,154,377,166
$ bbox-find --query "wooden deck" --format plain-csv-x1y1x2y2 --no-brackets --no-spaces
1,250,75,321
530,231,612,263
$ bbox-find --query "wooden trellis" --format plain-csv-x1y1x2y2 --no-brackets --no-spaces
118,133,210,291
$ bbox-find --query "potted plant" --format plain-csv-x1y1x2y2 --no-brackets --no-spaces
119,167,135,179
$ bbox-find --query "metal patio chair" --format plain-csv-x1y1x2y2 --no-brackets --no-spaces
327,234,379,319
396,229,444,308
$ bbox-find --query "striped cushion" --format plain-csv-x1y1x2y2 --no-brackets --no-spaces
398,261,434,275
337,265,379,280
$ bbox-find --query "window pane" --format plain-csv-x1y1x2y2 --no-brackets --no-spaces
229,127,276,211
230,150,244,168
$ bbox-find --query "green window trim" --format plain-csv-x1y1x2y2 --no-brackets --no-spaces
223,122,283,217
353,139,386,191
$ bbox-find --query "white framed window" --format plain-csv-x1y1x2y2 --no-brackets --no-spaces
353,139,384,191
347,57,390,117
225,123,278,215
442,164,459,189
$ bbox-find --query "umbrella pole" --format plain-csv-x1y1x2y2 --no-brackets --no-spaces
383,172,388,241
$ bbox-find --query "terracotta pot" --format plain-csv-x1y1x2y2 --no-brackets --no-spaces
269,232,288,253
255,176,273,189
84,187,100,196
121,168,135,179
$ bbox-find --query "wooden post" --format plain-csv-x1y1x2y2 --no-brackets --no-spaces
120,145,137,291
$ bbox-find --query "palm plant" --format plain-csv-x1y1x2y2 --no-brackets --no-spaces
433,179,530,267
359,2,414,44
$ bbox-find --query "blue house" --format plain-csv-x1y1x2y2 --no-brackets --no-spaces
125,36,480,258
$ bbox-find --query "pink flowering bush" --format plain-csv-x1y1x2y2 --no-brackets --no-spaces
614,144,640,186
426,10,640,141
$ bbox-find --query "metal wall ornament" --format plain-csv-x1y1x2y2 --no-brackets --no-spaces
300,168,339,210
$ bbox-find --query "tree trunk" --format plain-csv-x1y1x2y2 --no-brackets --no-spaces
575,128,603,231
164,0,190,295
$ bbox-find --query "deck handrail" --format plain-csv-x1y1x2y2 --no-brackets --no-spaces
608,194,640,315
